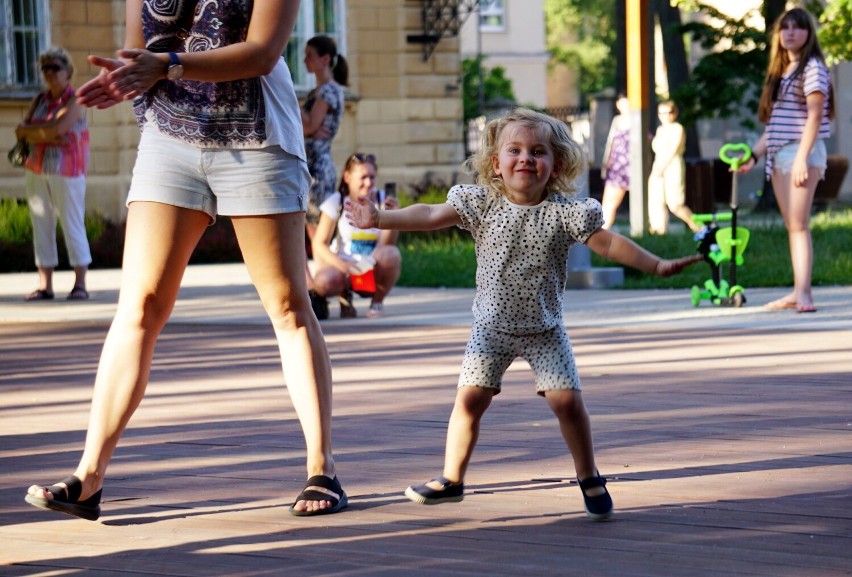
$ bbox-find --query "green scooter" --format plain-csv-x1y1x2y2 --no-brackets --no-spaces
690,143,752,308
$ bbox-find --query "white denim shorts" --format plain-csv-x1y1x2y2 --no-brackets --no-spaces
772,139,827,179
128,125,309,222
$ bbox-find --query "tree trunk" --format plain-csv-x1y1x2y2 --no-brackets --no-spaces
763,0,786,34
616,0,627,94
655,0,700,157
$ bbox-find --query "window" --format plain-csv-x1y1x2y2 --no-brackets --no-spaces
479,0,505,31
285,0,346,90
0,0,49,91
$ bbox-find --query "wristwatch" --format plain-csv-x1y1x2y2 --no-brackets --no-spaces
165,52,184,81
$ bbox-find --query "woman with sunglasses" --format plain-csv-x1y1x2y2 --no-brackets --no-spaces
311,153,401,319
16,46,91,301
24,1,347,519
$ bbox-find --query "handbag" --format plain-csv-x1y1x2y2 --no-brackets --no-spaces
8,139,29,168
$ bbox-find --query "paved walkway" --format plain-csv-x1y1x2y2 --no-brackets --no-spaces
1,264,850,576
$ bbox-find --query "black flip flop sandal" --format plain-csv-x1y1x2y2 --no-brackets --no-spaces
25,475,102,521
289,475,348,516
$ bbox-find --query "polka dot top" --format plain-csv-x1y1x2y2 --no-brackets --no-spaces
448,184,603,334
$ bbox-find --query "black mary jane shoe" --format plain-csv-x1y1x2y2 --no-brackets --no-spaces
404,476,464,505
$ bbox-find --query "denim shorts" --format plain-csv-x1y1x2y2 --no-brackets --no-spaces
773,139,827,179
127,125,309,222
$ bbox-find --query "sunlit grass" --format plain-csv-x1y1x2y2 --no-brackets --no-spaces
398,208,852,289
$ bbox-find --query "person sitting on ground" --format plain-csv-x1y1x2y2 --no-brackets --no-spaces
310,153,401,319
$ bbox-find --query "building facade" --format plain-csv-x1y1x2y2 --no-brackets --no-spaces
0,0,469,222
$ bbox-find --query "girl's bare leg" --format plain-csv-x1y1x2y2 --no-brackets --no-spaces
545,389,599,484
232,212,338,513
27,202,209,502
424,386,494,489
771,168,818,307
600,184,627,230
371,244,401,306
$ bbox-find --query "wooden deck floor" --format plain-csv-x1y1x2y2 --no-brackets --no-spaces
1,266,850,576
2,316,850,576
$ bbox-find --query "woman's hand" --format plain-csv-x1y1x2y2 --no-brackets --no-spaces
76,57,128,109
791,156,809,187
344,197,380,229
735,156,756,175
655,254,703,277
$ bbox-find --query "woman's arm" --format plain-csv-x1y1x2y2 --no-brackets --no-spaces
16,96,85,143
302,94,330,136
79,0,300,107
311,212,354,274
586,228,701,277
791,90,826,187
736,132,768,175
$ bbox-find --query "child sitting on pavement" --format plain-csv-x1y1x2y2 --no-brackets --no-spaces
345,107,701,520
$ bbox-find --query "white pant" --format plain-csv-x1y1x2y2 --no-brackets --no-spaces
26,171,92,269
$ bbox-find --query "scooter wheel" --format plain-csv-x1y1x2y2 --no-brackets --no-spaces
731,291,746,308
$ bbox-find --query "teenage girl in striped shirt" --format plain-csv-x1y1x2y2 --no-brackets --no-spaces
737,7,834,314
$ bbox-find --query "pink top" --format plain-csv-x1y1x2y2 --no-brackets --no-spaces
764,57,832,178
25,85,89,177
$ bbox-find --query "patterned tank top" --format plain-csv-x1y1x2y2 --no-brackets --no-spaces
133,0,266,148
25,85,89,177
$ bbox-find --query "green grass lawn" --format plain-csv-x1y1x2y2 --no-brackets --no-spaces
398,208,852,289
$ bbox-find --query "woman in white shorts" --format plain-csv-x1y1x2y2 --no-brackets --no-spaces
24,0,347,520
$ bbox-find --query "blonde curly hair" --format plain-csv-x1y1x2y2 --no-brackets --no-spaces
464,107,586,199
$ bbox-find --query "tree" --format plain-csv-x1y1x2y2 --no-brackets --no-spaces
461,56,516,122
814,0,852,65
545,0,617,105
670,3,767,130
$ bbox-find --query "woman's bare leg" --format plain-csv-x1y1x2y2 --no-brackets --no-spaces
232,212,338,513
27,202,209,502
600,184,627,230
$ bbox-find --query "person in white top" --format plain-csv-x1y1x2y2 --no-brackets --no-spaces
311,153,401,319
346,107,700,520
647,100,700,234
736,7,834,314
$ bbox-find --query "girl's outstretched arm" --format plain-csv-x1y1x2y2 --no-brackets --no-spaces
586,228,702,277
345,198,461,232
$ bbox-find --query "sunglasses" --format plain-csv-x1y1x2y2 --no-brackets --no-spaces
658,109,674,115
346,153,377,167
41,64,65,73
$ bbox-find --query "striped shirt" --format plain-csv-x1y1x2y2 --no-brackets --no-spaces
765,57,832,178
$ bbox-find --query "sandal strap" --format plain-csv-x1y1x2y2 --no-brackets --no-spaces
578,475,607,493
42,475,82,503
295,475,344,504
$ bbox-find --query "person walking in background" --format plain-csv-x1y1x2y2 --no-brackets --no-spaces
599,94,630,230
346,108,700,520
736,7,834,314
312,153,401,319
647,100,700,235
25,0,347,520
16,47,91,301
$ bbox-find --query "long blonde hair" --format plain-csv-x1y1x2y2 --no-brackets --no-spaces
757,8,834,123
465,107,586,199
